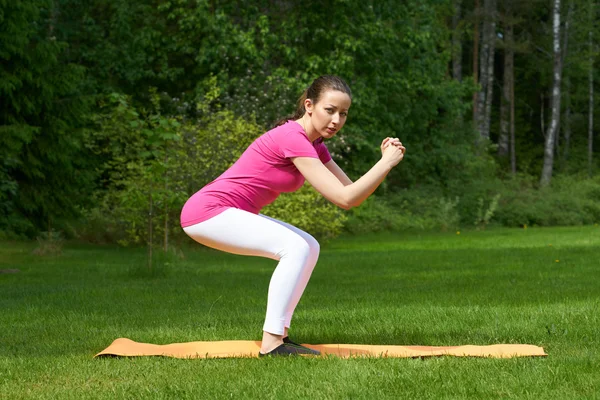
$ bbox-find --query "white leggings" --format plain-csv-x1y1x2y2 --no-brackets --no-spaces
183,208,320,335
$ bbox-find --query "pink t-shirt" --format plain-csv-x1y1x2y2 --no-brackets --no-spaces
180,120,332,227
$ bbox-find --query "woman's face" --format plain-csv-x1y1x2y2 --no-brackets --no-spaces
306,89,351,140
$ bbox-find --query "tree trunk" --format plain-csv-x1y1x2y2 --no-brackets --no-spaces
510,60,516,174
540,0,562,186
472,0,480,125
541,94,545,136
589,25,595,177
148,191,153,271
476,3,489,138
482,0,497,140
164,208,169,252
47,0,57,38
452,0,463,81
556,1,573,161
164,155,169,253
477,0,497,141
563,76,571,166
499,0,513,157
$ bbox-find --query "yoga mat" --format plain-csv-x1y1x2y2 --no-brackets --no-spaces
95,338,547,359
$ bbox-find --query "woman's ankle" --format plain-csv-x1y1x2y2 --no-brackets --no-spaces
260,331,284,353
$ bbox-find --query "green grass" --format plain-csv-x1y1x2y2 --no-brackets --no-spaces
1,226,599,399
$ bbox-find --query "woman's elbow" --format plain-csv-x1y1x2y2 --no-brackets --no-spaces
338,196,361,210
330,190,359,210
332,196,352,210
334,193,353,210
345,197,367,209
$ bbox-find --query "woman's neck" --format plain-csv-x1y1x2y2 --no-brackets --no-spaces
296,116,321,143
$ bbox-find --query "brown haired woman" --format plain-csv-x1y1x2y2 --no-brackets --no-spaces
180,75,406,357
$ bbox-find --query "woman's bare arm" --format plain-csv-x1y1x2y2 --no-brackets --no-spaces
293,140,405,209
324,159,353,186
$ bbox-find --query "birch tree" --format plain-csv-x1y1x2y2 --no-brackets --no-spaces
560,1,574,170
477,0,497,141
498,0,514,164
540,0,563,186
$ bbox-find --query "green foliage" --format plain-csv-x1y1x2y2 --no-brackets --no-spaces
0,0,95,237
494,175,600,227
146,0,478,188
84,87,347,245
474,194,501,230
32,231,64,256
86,91,188,247
56,0,188,98
68,197,126,244
344,196,406,234
346,173,600,235
262,185,347,241
2,0,599,240
344,193,462,234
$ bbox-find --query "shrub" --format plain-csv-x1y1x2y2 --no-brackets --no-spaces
343,174,600,234
32,231,64,256
491,174,600,227
262,184,347,241
344,192,461,234
80,90,348,245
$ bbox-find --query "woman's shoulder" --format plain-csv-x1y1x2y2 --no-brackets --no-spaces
267,120,305,137
261,120,307,146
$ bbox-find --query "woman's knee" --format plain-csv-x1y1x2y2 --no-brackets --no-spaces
305,234,320,258
281,234,319,261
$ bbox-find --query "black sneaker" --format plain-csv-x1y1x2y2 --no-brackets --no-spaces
282,336,302,346
282,337,321,356
259,343,320,357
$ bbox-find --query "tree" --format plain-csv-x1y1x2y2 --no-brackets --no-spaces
559,1,574,170
476,0,498,141
0,0,93,236
452,0,464,81
472,0,481,124
541,0,563,186
588,0,595,176
498,0,515,173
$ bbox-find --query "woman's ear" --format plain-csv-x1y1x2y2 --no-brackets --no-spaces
304,99,313,116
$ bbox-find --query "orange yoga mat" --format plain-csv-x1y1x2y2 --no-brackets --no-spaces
95,338,547,359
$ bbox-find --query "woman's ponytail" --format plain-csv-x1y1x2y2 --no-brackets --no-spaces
272,89,308,128
291,89,308,120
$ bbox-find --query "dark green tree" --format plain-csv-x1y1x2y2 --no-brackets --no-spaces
0,0,94,236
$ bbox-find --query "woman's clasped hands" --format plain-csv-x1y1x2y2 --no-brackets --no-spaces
380,137,406,167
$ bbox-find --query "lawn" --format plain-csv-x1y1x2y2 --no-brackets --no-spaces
1,226,599,399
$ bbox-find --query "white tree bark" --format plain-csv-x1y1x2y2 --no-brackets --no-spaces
477,0,497,141
556,1,573,159
499,0,513,158
483,0,497,140
540,0,562,186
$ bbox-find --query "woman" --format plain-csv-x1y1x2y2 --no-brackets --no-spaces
180,75,405,356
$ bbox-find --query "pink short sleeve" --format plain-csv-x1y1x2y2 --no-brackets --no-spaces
315,141,332,164
276,125,320,159
272,121,331,163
